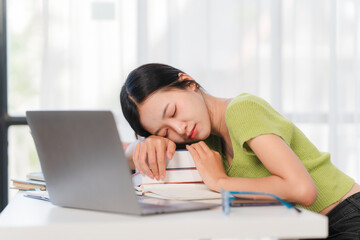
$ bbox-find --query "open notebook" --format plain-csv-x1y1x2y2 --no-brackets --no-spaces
135,183,222,200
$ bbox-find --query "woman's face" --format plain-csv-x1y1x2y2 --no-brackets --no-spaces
138,85,211,143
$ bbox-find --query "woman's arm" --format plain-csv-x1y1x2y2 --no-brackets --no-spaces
187,134,318,206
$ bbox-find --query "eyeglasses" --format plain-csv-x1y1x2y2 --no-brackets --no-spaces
221,189,302,215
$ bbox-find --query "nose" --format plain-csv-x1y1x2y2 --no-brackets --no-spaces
170,120,186,135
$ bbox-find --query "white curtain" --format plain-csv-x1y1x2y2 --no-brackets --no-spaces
24,0,360,181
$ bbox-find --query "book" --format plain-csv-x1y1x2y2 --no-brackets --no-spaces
10,178,46,191
133,150,199,186
132,168,202,186
26,172,45,182
135,183,221,200
165,150,195,169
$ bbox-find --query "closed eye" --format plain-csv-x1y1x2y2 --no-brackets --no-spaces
172,106,176,117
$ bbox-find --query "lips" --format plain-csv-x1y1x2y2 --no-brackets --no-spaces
188,125,197,139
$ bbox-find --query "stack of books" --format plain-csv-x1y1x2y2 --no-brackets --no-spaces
10,172,46,191
132,150,202,186
132,150,221,200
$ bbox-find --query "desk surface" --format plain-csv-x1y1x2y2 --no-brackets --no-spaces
0,191,328,240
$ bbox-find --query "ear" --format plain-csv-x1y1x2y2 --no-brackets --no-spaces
178,73,198,91
178,73,194,82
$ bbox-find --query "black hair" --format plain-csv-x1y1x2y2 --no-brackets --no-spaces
120,63,200,137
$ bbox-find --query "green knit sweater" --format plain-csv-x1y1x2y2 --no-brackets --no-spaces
205,93,354,213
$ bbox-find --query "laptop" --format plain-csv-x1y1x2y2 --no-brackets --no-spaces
26,111,219,215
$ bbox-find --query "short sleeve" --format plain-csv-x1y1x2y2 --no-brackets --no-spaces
225,94,293,155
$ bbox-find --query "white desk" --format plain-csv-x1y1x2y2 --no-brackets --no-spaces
0,192,328,240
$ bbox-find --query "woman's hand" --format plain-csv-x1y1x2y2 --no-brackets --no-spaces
133,135,176,181
186,141,228,192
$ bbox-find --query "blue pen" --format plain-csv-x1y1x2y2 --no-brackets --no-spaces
24,194,50,202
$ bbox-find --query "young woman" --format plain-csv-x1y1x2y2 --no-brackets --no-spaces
120,63,360,238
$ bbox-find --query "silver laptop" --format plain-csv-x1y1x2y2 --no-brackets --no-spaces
26,111,219,215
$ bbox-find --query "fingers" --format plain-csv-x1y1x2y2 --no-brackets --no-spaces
194,142,207,156
186,141,207,159
166,140,176,160
198,141,211,151
156,146,166,181
138,142,154,179
156,139,175,181
133,136,174,181
186,144,200,161
147,144,160,180
154,140,175,181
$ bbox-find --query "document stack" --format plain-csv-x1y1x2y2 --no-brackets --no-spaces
10,172,46,191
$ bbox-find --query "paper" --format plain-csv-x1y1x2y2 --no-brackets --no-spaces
135,183,221,200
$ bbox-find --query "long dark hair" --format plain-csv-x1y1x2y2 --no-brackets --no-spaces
120,63,200,137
